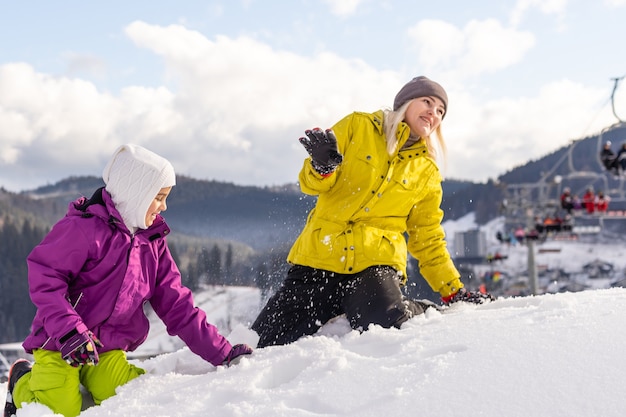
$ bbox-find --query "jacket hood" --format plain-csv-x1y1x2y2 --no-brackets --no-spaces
67,188,169,238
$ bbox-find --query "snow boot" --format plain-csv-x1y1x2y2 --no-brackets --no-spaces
4,359,32,417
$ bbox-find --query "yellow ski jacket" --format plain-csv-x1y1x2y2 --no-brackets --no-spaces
287,110,463,298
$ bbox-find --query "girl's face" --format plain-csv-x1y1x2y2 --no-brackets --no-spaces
404,96,445,138
145,187,172,227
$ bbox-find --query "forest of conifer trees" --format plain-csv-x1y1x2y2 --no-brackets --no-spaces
0,217,45,343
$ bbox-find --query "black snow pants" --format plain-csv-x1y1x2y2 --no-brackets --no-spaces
251,265,430,348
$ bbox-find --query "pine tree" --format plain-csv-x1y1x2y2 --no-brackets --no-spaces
183,262,200,292
207,244,222,285
0,216,43,343
225,244,233,282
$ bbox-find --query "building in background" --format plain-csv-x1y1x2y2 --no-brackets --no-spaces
454,229,487,263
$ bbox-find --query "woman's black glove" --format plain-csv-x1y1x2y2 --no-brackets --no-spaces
298,128,343,176
442,288,495,305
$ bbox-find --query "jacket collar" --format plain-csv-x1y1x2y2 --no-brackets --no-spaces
369,109,414,154
68,188,170,240
370,110,385,135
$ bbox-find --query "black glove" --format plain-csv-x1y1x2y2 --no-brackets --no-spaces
59,329,103,367
222,344,253,367
298,128,343,175
442,288,495,305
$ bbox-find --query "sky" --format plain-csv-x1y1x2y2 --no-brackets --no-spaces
1,0,626,193
3,213,626,416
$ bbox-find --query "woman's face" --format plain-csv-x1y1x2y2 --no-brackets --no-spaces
404,96,445,138
145,186,172,227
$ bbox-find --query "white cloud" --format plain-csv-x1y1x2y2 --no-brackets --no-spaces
407,19,535,78
444,79,615,181
509,0,569,28
121,21,408,182
322,0,367,16
0,22,404,191
0,18,620,192
62,51,107,79
0,63,118,165
406,20,464,71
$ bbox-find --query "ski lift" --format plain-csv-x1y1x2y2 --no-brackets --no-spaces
502,75,626,236
561,76,626,202
595,76,626,199
596,123,626,197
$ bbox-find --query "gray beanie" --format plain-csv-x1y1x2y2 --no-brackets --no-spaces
102,144,176,231
393,76,448,115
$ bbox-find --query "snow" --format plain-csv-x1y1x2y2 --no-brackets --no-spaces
3,214,626,417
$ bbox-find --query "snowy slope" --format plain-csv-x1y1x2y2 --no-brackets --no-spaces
4,288,625,417
4,213,626,416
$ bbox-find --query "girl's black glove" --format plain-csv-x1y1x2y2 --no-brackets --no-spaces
222,344,253,367
59,329,103,367
298,128,343,176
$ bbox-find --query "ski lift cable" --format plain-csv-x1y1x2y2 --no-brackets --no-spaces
523,76,622,185
556,129,608,196
589,77,624,172
563,80,615,174
610,75,625,123
539,145,571,180
579,94,613,141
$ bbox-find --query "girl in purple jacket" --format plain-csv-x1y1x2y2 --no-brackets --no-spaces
4,144,252,417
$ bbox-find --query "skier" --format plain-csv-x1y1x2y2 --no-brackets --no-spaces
251,76,494,348
600,141,619,176
595,190,611,213
560,187,574,214
4,144,252,417
582,187,596,215
617,142,626,173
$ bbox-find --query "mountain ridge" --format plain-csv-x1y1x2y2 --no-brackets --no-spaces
4,121,625,250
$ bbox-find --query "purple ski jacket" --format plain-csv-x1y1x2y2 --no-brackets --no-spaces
23,188,232,366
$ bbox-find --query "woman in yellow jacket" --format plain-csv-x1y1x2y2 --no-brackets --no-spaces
252,76,493,348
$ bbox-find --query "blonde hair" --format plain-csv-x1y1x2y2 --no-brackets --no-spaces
383,99,447,169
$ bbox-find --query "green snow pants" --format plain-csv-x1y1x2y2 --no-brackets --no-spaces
12,348,145,417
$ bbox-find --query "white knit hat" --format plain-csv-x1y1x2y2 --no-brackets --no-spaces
102,144,176,231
